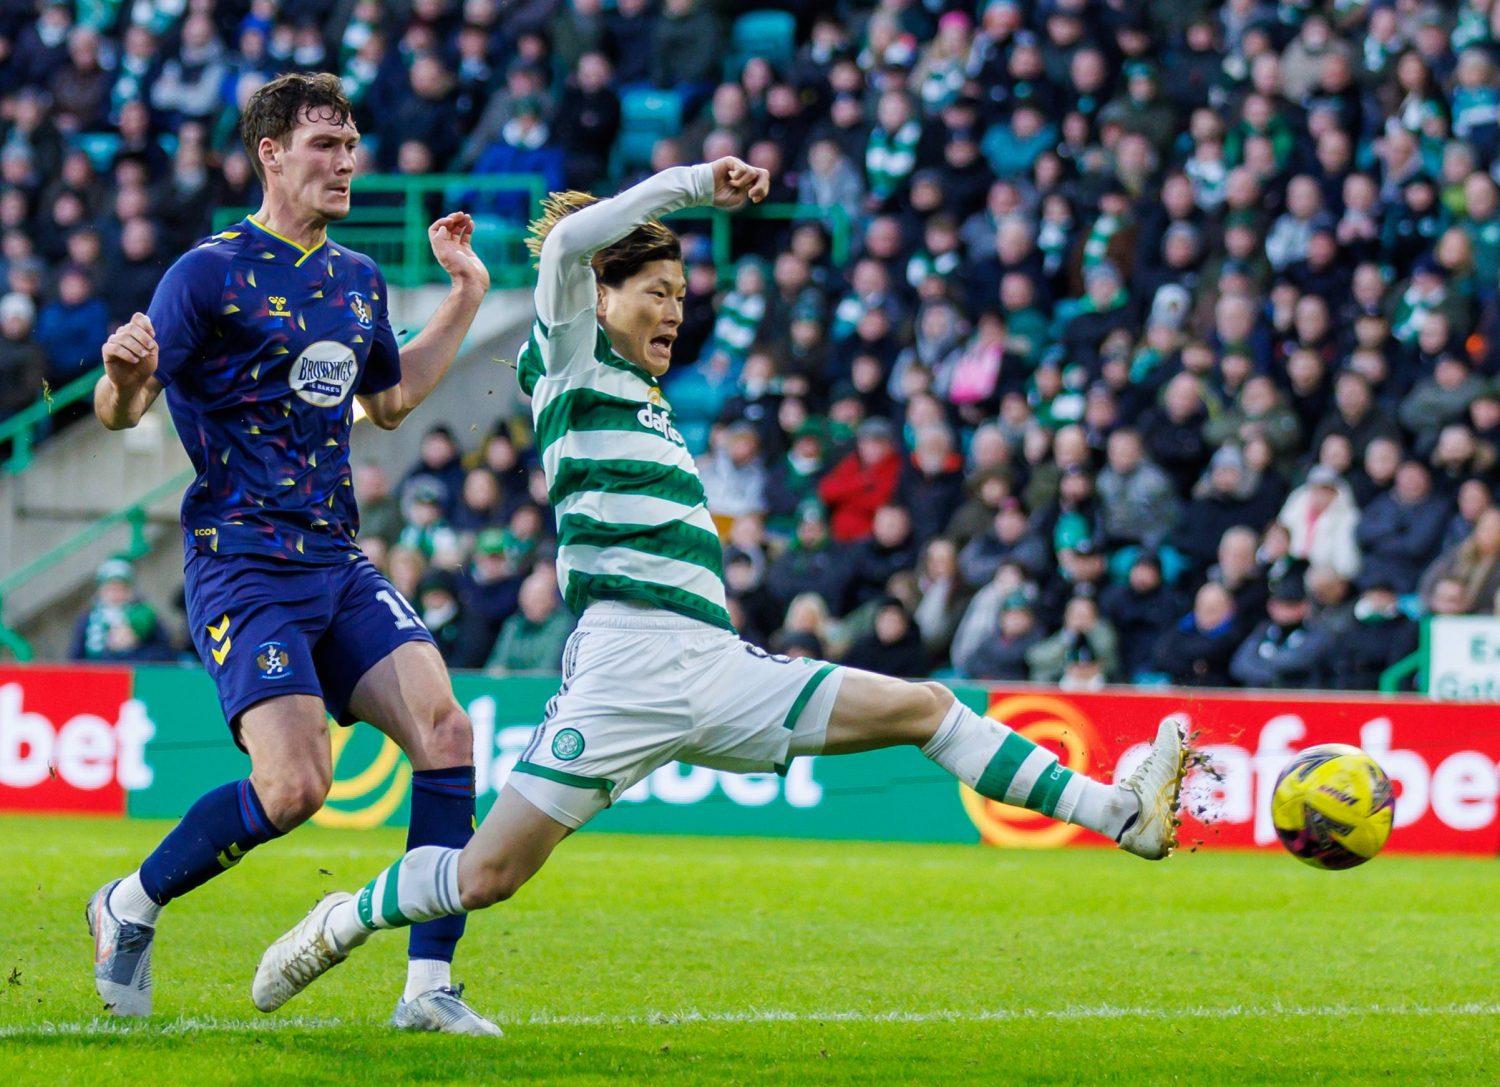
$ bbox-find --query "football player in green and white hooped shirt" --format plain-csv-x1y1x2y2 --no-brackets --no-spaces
252,157,1190,1020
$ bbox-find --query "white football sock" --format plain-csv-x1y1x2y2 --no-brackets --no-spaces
923,700,1138,837
108,871,162,926
404,958,453,1001
324,845,464,951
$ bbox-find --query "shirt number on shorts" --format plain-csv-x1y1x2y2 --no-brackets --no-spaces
376,589,424,630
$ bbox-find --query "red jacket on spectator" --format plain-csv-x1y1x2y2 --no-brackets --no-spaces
819,423,903,542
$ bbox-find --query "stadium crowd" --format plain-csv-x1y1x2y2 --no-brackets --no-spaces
8,0,1500,688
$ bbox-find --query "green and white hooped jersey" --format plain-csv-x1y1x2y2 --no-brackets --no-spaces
520,163,732,631
517,321,731,630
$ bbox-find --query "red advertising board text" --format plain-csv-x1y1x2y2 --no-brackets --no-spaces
0,666,149,816
969,689,1500,856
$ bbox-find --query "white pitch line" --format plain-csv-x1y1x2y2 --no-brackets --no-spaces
3,1003,1497,1037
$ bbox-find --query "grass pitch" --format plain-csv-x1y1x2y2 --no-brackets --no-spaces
0,815,1496,1085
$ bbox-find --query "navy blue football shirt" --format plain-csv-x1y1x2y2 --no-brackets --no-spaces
147,217,402,563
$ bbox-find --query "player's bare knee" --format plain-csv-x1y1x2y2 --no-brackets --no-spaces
258,771,330,829
427,702,474,768
459,861,524,910
917,681,955,722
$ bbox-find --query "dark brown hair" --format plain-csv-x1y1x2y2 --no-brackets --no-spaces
239,73,354,185
526,190,682,287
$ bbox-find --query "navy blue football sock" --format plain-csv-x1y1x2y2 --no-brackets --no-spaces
406,766,475,964
138,780,285,906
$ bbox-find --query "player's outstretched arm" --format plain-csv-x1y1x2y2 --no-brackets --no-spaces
359,212,489,429
95,313,163,430
535,157,770,328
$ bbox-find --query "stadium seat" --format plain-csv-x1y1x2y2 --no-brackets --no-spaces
74,132,120,171
614,87,684,173
725,10,796,77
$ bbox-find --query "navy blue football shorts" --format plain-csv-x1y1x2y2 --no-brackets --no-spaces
185,551,436,745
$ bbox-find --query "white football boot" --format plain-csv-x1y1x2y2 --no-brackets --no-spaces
252,892,353,1012
1116,714,1188,860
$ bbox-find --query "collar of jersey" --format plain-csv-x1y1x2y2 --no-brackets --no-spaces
594,324,659,386
244,216,327,267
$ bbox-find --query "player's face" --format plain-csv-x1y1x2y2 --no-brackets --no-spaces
597,260,686,377
273,108,359,223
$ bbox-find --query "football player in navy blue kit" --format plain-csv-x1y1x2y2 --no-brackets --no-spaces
87,73,500,1035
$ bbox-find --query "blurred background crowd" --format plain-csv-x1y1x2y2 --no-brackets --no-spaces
8,0,1500,689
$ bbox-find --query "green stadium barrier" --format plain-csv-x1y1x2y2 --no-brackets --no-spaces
121,664,986,841
5,664,1500,854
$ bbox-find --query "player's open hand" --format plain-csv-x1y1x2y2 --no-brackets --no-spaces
429,211,490,292
102,312,158,390
709,157,771,211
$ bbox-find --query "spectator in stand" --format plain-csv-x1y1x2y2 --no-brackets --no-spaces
454,528,525,669
845,505,919,613
819,417,903,543
1101,550,1186,681
486,569,575,675
698,420,768,530
1278,465,1363,582
107,218,165,324
911,536,968,665
649,0,720,98
1230,574,1332,690
1327,576,1419,690
353,463,401,547
415,569,465,667
1419,508,1500,615
1026,594,1121,685
554,51,620,190
1355,460,1451,594
842,596,929,678
1174,446,1265,577
1311,370,1402,461
0,292,45,419
35,265,108,384
150,13,227,126
955,592,1041,682
68,559,175,663
1139,372,1214,496
765,500,850,619
957,496,1048,590
400,425,467,517
1151,581,1240,687
1096,428,1179,550
376,54,460,171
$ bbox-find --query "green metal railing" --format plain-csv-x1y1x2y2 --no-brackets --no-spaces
0,367,103,474
213,173,548,289
214,177,854,290
1378,618,1429,694
0,469,191,661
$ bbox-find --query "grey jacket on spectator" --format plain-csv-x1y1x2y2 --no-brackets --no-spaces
1096,461,1179,547
957,519,1049,589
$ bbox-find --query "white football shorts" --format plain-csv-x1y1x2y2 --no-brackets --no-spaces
507,600,845,828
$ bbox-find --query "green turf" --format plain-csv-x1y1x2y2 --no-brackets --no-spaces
1,815,1496,1085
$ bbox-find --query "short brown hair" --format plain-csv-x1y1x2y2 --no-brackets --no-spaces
526,190,682,287
239,73,354,185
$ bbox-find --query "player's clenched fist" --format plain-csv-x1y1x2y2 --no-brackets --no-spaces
709,156,771,211
102,312,158,388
